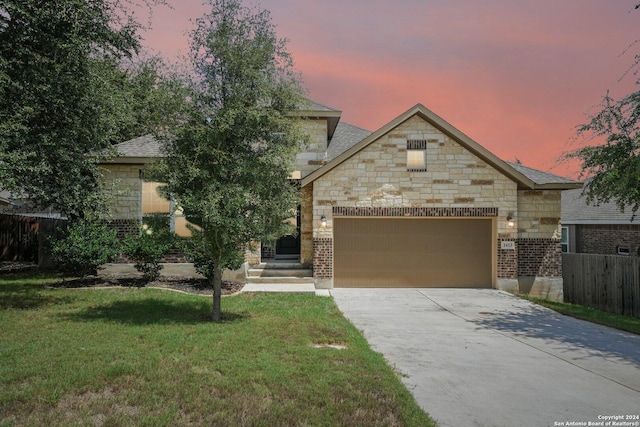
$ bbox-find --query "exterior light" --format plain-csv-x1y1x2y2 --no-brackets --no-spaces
506,215,515,227
320,215,327,227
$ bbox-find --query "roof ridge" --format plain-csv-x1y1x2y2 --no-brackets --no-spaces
308,99,340,112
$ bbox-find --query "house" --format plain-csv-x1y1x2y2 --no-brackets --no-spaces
0,191,12,209
562,186,640,256
103,102,581,293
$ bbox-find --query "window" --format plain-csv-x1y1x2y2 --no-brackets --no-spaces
142,181,196,237
142,182,170,215
617,246,630,256
407,140,427,171
561,226,569,253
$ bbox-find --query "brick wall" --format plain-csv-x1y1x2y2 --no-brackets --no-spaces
313,238,332,279
498,238,518,279
517,238,562,277
578,224,640,255
107,219,139,241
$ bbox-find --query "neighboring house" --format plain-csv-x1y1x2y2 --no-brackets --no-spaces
103,101,581,292
0,191,11,209
0,190,49,215
562,186,640,256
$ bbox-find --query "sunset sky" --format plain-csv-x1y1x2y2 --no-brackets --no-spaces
138,0,639,178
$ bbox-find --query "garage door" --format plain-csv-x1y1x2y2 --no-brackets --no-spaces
333,218,493,288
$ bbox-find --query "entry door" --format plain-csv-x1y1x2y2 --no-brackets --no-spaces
275,205,301,259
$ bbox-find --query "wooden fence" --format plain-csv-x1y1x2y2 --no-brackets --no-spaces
0,214,67,264
563,253,640,318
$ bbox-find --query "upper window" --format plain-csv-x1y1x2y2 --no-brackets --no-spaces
142,181,196,237
142,182,170,215
407,140,427,171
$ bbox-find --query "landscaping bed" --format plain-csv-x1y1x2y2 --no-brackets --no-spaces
0,262,244,296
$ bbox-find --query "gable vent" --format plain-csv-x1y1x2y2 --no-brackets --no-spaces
407,139,427,150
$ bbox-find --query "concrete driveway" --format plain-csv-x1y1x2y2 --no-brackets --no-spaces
330,288,640,427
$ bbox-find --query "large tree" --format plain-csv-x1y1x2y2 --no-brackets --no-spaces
154,0,308,321
566,3,640,216
0,0,167,219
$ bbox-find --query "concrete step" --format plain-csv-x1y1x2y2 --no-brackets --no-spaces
242,282,317,293
248,268,312,278
256,262,308,270
245,276,314,285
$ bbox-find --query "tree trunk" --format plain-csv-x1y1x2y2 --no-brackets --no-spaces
211,265,223,321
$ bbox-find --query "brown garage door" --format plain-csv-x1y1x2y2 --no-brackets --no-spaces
333,218,493,288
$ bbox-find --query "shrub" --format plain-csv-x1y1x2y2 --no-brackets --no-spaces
48,219,120,276
123,214,174,282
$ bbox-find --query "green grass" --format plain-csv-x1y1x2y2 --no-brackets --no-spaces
522,295,640,335
0,272,435,426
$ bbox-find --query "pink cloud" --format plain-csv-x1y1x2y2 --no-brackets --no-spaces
141,0,640,179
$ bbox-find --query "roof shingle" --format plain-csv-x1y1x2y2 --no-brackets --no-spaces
114,134,161,158
562,186,639,224
506,162,579,186
327,122,372,161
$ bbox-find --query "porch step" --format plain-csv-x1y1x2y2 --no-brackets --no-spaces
246,276,314,284
248,267,312,278
246,262,313,286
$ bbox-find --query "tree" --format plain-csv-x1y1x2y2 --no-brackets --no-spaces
566,3,640,217
153,0,308,321
0,0,167,220
566,91,640,215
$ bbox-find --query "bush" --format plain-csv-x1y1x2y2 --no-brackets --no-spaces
123,214,174,282
48,219,120,276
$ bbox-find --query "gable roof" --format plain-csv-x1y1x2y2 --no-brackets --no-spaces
110,99,345,164
302,103,581,190
562,186,639,224
111,120,371,165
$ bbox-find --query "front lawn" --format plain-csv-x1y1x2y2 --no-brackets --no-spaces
522,295,640,335
0,272,435,426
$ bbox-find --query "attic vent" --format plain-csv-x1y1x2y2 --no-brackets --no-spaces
617,246,630,256
407,140,427,171
407,140,427,150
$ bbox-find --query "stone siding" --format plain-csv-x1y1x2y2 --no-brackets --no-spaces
312,116,518,238
517,190,562,239
308,115,565,287
295,119,328,178
516,189,563,278
310,115,518,285
300,185,313,266
103,164,142,221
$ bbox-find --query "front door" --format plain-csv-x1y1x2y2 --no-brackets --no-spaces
275,205,301,260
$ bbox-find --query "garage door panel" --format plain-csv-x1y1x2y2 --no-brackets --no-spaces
334,218,493,288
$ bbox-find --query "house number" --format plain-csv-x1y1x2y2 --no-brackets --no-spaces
501,241,516,250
